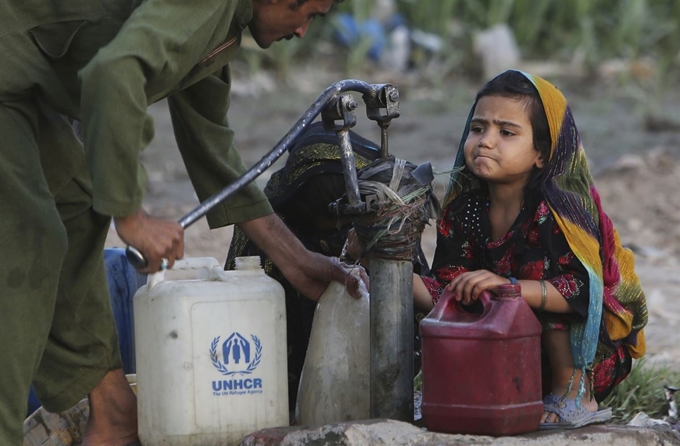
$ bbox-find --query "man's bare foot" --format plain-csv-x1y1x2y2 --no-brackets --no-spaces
81,369,138,446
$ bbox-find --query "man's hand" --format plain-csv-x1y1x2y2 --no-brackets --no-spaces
239,214,368,301
114,208,184,273
281,252,368,302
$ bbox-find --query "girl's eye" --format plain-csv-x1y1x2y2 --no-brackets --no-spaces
470,126,484,134
500,129,515,136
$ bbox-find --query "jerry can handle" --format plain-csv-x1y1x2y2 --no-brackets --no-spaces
430,288,495,323
453,290,493,315
147,257,222,288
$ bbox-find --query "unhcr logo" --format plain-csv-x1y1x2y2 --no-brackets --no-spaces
210,332,262,376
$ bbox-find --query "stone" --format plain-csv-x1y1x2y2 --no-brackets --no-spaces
238,419,680,446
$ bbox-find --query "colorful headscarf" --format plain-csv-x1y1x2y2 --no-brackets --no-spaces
444,70,647,401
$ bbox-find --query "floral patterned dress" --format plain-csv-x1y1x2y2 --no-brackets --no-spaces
421,190,632,401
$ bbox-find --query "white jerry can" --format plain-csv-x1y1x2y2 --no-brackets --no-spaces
134,256,288,446
295,268,370,425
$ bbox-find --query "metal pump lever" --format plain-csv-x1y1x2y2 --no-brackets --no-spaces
125,80,400,270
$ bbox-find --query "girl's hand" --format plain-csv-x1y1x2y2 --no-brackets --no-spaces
445,270,509,305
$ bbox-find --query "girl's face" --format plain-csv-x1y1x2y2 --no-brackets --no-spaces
463,95,545,189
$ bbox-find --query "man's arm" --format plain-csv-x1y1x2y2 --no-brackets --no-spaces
239,214,365,301
77,0,245,270
79,0,241,217
167,67,273,229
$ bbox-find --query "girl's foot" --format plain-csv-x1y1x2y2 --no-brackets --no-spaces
540,393,612,429
541,391,599,424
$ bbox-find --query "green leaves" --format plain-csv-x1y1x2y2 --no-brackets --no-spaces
237,0,680,83
602,358,680,423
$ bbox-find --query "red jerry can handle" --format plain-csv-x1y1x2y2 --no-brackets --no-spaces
429,288,495,325
428,284,522,324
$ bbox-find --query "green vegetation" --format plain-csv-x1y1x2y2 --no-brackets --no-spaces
603,359,680,424
343,0,680,70
414,370,423,392
239,0,680,83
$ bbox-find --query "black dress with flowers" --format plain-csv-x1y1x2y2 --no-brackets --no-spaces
421,190,632,401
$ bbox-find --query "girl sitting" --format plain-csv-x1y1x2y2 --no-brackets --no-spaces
414,70,648,428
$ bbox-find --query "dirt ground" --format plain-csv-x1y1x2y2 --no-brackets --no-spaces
105,66,680,369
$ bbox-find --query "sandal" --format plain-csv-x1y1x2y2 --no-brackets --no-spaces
539,394,612,430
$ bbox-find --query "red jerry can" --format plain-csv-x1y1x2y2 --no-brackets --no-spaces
420,284,543,436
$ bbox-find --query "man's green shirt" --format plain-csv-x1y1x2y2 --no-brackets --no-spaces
0,0,273,227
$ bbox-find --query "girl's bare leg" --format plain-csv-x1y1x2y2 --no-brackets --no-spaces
541,329,599,423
